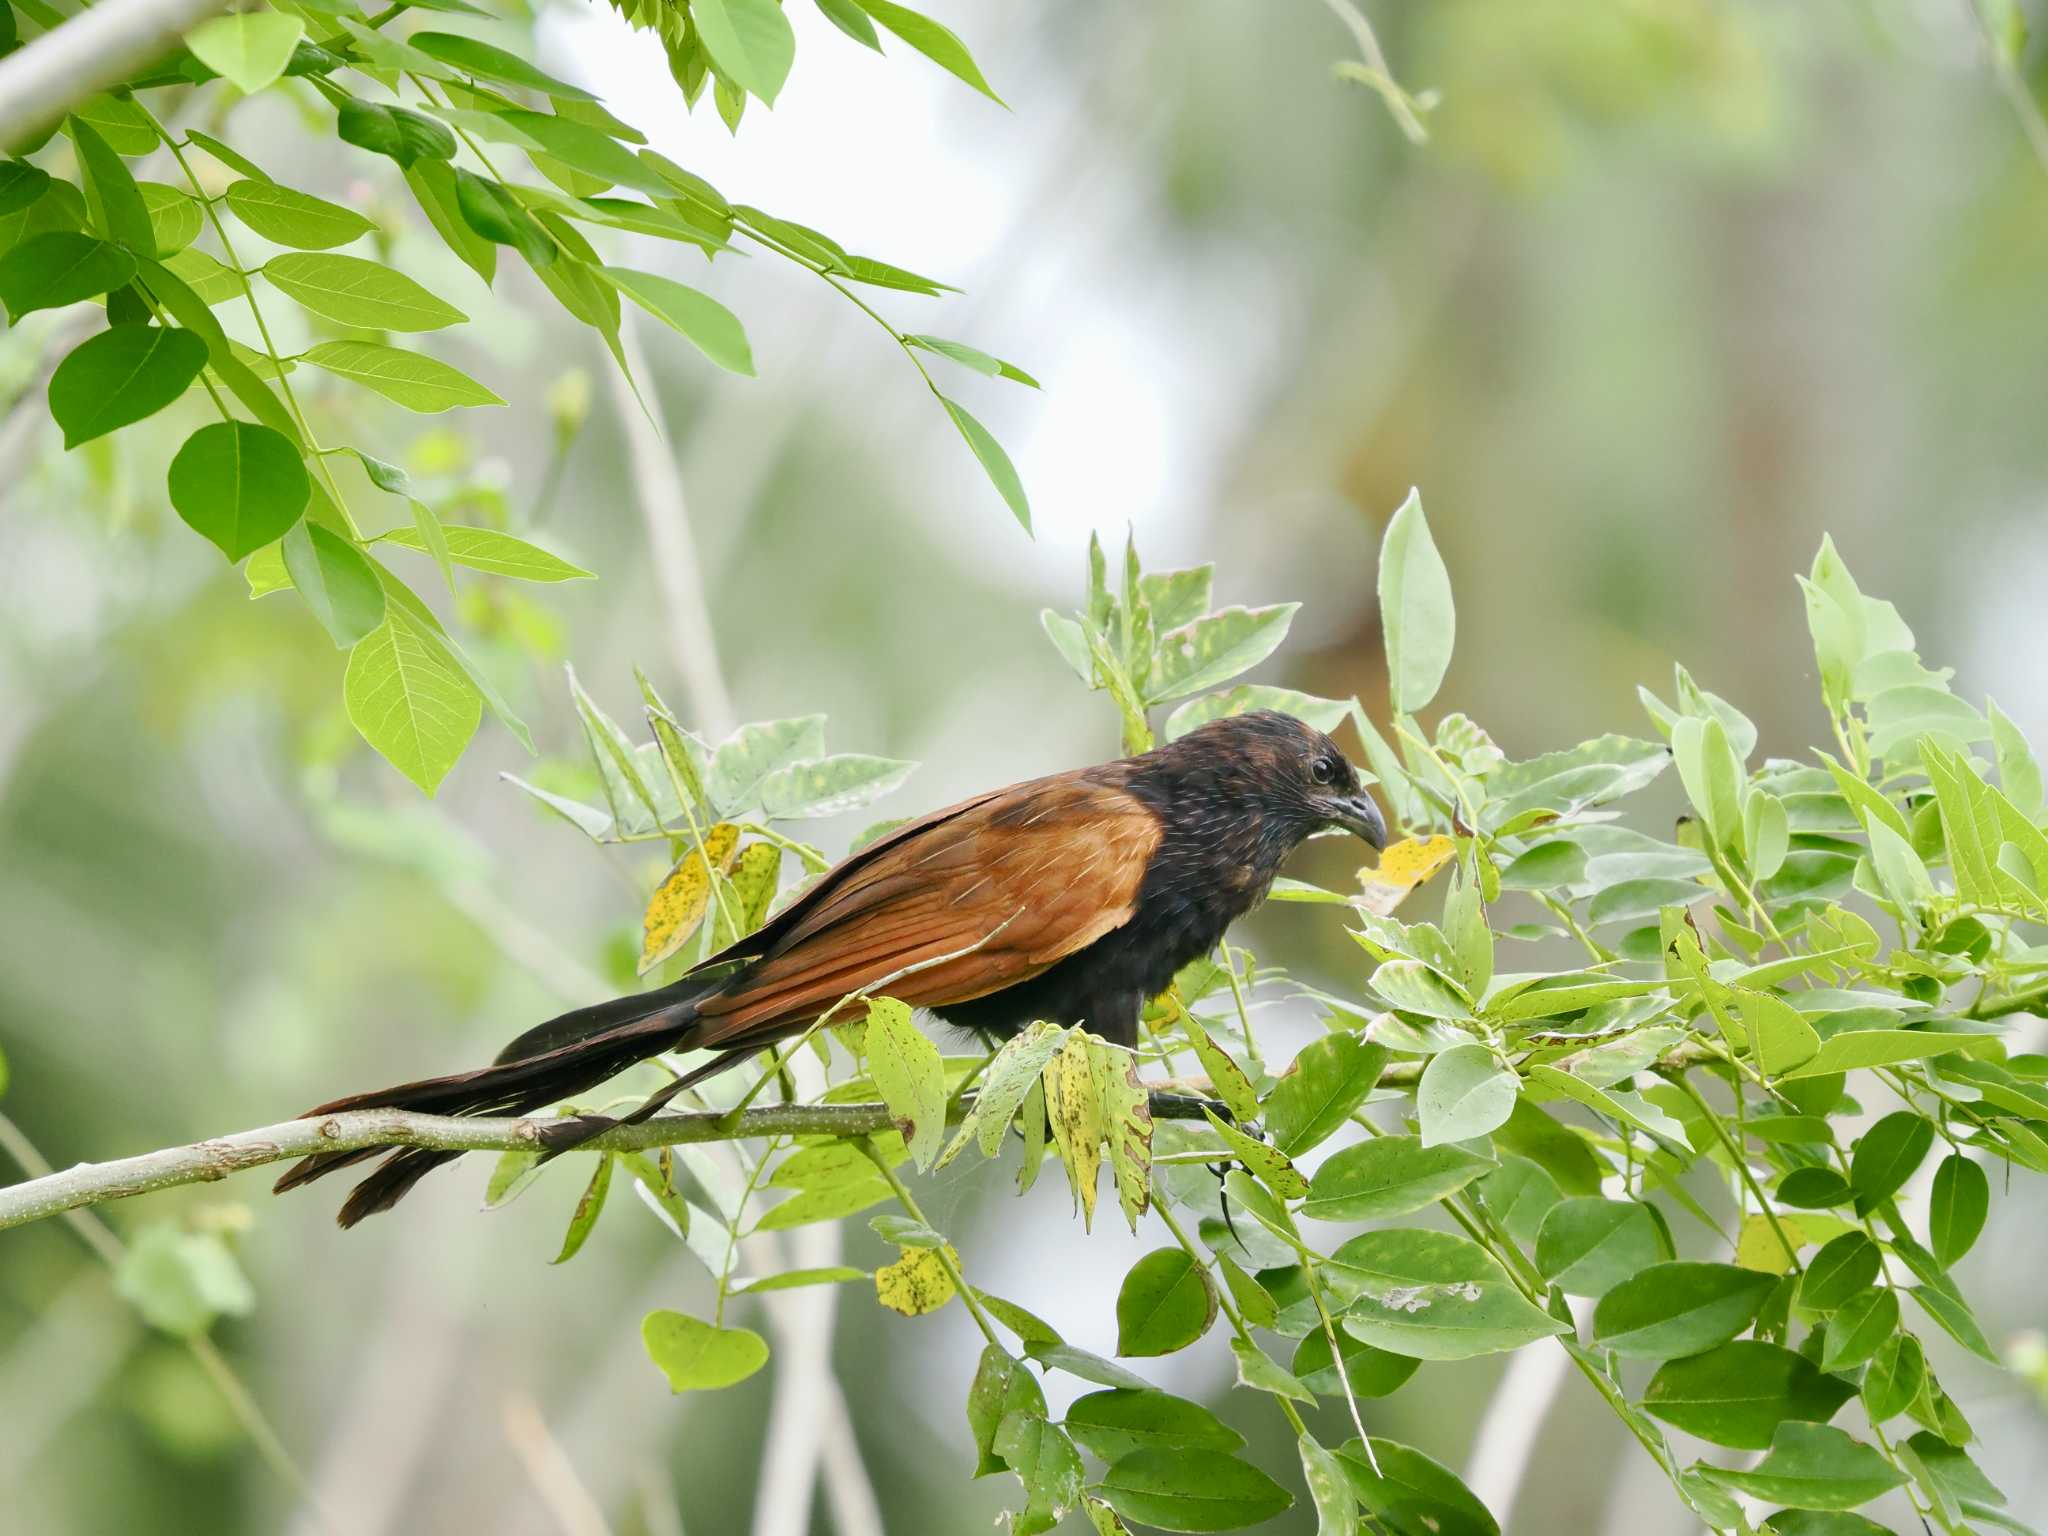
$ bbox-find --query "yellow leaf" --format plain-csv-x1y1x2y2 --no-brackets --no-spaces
1357,835,1457,917
1735,1212,1807,1273
1044,1033,1104,1229
709,840,782,950
1086,1033,1154,1231
875,1244,958,1316
640,822,739,973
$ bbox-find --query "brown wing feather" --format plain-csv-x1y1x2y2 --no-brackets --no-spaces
690,773,1160,1047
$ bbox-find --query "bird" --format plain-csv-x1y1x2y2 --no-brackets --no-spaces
275,710,1387,1226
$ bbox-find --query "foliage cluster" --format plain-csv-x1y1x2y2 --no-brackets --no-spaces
0,0,1031,793
120,494,2045,1534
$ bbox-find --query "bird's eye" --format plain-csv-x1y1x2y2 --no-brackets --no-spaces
1310,757,1335,785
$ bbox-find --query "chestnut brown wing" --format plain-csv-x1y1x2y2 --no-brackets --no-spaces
689,772,1161,1048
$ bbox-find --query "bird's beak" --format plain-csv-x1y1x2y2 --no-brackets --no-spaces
1329,792,1388,851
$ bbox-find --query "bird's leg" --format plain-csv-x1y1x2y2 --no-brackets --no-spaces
1210,1162,1246,1250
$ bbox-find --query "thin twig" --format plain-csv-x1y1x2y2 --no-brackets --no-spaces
0,1093,1225,1234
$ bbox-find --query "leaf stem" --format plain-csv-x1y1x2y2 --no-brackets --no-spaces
860,1140,998,1347
1151,1195,1310,1437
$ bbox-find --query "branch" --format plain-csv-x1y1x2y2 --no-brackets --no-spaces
0,0,233,155
0,1092,1221,1234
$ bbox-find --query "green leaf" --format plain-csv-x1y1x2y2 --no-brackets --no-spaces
1860,1330,1923,1422
853,0,1004,103
456,108,670,196
48,324,208,448
600,265,753,374
1988,698,2043,819
410,31,597,99
1298,1434,1359,1536
1672,715,1742,852
1095,1448,1293,1533
940,1020,1066,1167
993,1412,1084,1528
344,608,482,794
1330,1228,1567,1360
336,97,457,168
707,716,827,813
160,246,241,304
185,11,305,93
1799,1233,1880,1313
1905,1282,1997,1361
282,522,385,647
1534,1198,1670,1299
223,179,375,250
732,1266,866,1294
1334,1438,1499,1536
454,169,555,266
114,1224,256,1337
941,396,1030,533
68,117,155,254
404,161,495,283
377,524,590,580
1262,1033,1387,1156
967,1345,1047,1476
1416,1044,1517,1147
483,1147,543,1209
1848,1111,1933,1212
0,164,52,217
185,129,271,182
1477,1154,1563,1245
816,0,882,46
1928,1153,1988,1268
1199,1107,1308,1201
1781,1028,1999,1080
865,995,944,1171
1228,1335,1310,1409
139,183,202,256
692,0,796,104
756,754,916,818
1694,1422,1907,1511
1590,1261,1774,1359
1821,1285,1898,1372
904,332,1038,386
264,252,466,330
1145,605,1300,705
641,1309,769,1391
1291,1329,1419,1399
1178,1013,1260,1123
167,420,310,560
1378,488,1455,717
1114,1248,1216,1357
1064,1389,1243,1463
1301,1134,1492,1222
300,339,503,412
0,232,136,322
550,1153,613,1263
1642,1340,1856,1450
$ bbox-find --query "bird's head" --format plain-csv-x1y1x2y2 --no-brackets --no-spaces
1162,710,1387,851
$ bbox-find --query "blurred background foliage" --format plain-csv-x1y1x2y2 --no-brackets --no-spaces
4,0,2048,1531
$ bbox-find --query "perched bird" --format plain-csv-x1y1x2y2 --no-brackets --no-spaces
277,710,1387,1226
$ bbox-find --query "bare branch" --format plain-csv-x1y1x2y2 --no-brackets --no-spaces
0,1091,1227,1234
0,0,233,155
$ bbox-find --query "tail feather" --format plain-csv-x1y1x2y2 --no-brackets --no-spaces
276,974,728,1226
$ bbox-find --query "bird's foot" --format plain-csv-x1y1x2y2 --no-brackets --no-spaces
1147,1090,1245,1126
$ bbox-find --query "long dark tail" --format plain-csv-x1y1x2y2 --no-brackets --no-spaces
274,972,735,1227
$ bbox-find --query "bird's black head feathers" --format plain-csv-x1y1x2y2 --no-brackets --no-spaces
1134,710,1387,853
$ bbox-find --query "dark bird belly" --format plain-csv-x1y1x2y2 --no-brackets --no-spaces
934,851,1269,1047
